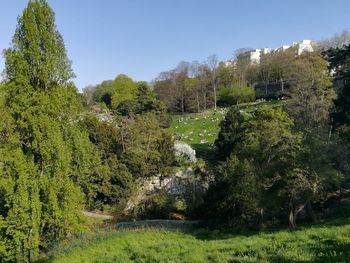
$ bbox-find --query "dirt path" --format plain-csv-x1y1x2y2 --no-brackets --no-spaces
83,211,114,220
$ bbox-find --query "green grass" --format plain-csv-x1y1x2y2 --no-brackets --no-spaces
168,101,285,160
46,215,350,263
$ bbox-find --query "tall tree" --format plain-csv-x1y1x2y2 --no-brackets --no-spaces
215,106,245,160
210,107,343,228
285,53,335,133
268,49,294,93
1,1,93,260
207,54,219,110
111,74,138,111
327,45,350,127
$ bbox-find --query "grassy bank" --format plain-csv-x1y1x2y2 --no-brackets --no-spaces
45,211,350,263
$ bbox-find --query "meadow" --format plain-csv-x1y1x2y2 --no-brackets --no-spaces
168,100,285,160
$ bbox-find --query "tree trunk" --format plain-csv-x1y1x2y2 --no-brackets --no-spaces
196,90,200,113
181,94,185,114
260,208,264,225
213,84,217,110
280,77,284,93
305,201,316,223
288,203,306,229
288,205,296,228
328,125,333,141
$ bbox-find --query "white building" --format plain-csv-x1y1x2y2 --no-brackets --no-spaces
261,48,272,55
222,59,236,67
223,40,314,66
249,49,262,64
295,39,314,55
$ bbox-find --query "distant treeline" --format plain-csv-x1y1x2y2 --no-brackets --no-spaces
152,32,350,114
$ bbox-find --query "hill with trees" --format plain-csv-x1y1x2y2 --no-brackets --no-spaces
1,1,350,262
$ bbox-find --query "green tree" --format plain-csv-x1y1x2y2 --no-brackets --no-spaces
82,114,134,210
215,106,245,160
1,0,92,259
135,82,170,127
218,84,255,106
211,107,342,228
216,63,235,88
93,80,114,107
241,108,342,227
111,74,138,111
327,45,350,127
240,108,304,226
207,155,258,224
285,53,335,132
0,108,41,262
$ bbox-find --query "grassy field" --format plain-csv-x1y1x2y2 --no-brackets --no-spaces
45,211,350,263
168,101,285,160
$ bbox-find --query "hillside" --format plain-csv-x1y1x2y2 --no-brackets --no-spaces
46,208,350,263
168,100,285,160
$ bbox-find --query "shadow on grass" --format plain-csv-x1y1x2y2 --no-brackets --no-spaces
192,144,217,164
35,200,350,262
34,217,350,263
189,206,350,242
310,239,350,263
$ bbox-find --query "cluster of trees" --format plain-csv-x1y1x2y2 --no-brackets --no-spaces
154,31,350,114
154,56,255,114
315,30,350,51
0,1,175,262
246,31,350,99
205,49,350,228
246,49,295,97
83,75,170,126
1,1,350,262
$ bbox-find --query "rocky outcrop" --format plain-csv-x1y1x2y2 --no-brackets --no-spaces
124,167,211,215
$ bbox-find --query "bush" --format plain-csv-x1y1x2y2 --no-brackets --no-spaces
133,191,188,219
218,84,255,106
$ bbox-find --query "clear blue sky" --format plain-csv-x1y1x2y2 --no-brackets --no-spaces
1,0,350,90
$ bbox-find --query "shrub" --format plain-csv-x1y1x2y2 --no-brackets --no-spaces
133,191,188,219
218,84,255,106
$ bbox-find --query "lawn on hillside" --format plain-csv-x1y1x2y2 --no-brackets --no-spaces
47,215,350,263
168,100,285,160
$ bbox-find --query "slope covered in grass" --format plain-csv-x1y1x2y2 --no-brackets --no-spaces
47,218,350,263
168,101,285,160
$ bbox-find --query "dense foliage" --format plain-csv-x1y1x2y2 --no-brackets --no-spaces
0,1,175,261
207,52,347,228
1,1,350,262
0,1,88,260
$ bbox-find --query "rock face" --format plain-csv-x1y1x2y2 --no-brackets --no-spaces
124,168,210,215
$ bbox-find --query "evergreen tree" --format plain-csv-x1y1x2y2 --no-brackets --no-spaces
327,45,350,127
215,106,245,160
0,0,94,260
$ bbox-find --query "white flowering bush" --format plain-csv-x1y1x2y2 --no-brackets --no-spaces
174,142,197,163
